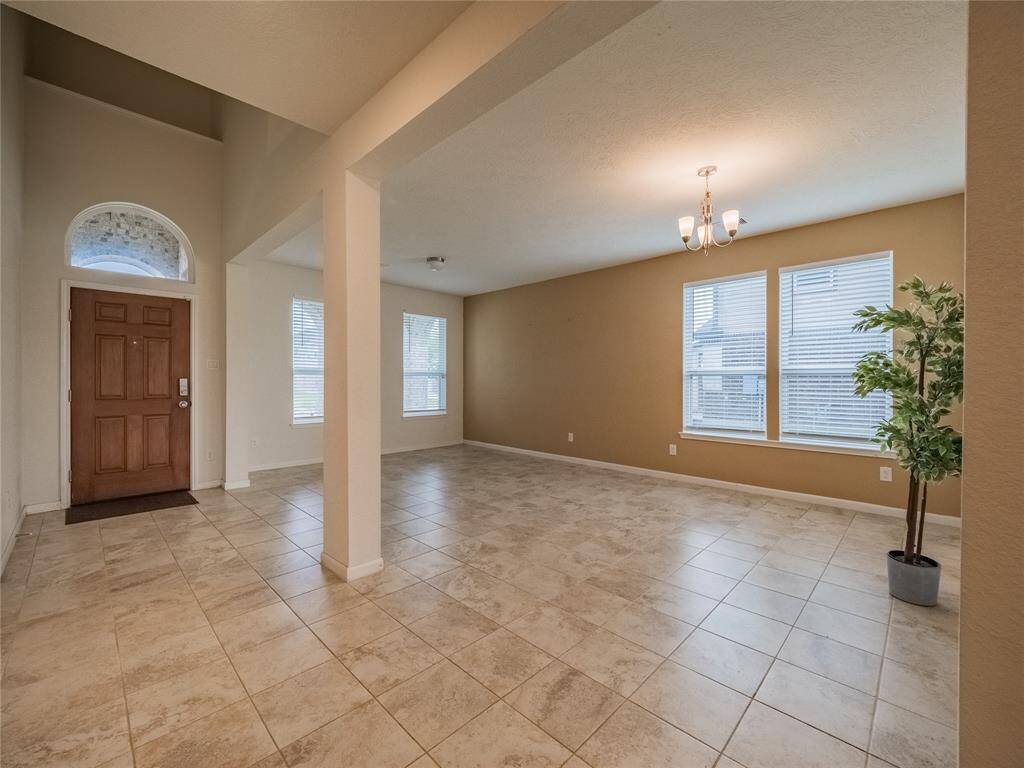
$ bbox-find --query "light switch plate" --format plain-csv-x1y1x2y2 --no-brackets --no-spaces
880,466,893,482
669,444,677,456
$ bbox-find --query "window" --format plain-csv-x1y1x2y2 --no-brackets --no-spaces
67,202,193,282
779,253,893,447
291,298,324,424
403,313,447,416
683,273,767,437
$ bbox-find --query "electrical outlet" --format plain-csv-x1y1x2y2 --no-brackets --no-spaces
669,443,677,456
205,450,213,461
567,432,574,443
880,466,893,482
250,439,258,448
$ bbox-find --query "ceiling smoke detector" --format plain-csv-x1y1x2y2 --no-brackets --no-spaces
426,256,446,271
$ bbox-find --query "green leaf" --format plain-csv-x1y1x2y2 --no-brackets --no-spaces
852,277,963,535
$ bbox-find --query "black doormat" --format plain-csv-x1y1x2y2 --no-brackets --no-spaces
66,490,198,525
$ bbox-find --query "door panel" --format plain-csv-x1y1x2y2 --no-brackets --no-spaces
71,288,190,503
95,301,127,322
95,336,127,399
143,415,171,469
95,417,127,473
142,305,171,325
144,338,171,398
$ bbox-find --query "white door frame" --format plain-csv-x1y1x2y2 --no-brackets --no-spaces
59,279,199,508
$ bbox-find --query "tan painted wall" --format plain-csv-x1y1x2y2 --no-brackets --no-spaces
960,2,1024,764
466,195,964,516
24,15,220,140
20,79,224,505
1,6,26,563
220,97,327,262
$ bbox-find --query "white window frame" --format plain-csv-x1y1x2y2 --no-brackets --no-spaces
682,271,768,440
778,251,894,450
291,296,324,426
402,312,447,418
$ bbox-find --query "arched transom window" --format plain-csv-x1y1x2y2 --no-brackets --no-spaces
66,203,193,282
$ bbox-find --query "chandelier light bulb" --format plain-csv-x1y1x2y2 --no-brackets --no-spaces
697,223,710,247
678,216,695,242
722,209,740,236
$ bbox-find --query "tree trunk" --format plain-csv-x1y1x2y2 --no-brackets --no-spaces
904,471,919,564
914,482,928,564
904,342,929,565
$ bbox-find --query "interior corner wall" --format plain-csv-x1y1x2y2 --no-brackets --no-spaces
382,282,463,453
20,79,225,507
1,6,26,562
464,195,965,516
219,97,327,262
247,260,324,471
960,1,1024,764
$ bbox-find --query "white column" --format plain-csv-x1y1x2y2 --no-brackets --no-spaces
320,149,383,580
223,262,251,489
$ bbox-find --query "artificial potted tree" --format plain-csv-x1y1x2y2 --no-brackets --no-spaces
852,277,963,606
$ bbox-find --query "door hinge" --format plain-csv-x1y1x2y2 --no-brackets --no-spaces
68,469,72,483
67,389,72,402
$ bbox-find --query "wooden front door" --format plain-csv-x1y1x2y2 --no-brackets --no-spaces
70,288,191,504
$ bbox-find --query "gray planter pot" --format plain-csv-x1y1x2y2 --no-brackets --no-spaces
887,550,941,606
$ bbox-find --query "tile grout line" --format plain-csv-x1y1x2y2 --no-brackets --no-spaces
5,452,953,768
292,469,917,765
864,590,898,767
714,505,872,766
216,488,438,766
147,503,286,766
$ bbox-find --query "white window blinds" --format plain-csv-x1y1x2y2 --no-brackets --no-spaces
291,298,324,423
403,313,447,415
779,253,893,447
683,273,767,437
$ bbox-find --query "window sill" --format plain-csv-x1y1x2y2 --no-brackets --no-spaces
678,431,894,459
403,411,447,420
291,419,323,428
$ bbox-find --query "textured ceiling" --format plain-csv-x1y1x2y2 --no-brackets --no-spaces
10,0,470,133
380,1,967,295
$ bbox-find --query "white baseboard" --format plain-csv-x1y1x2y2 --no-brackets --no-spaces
23,500,63,516
249,457,323,472
191,480,223,491
1,506,28,573
321,552,384,581
382,440,462,456
223,479,251,491
462,439,961,528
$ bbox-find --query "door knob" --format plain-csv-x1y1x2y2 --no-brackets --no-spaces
178,400,189,408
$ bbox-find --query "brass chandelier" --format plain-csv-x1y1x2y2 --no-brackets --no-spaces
678,165,743,257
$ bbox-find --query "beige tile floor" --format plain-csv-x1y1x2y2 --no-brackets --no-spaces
0,444,960,768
